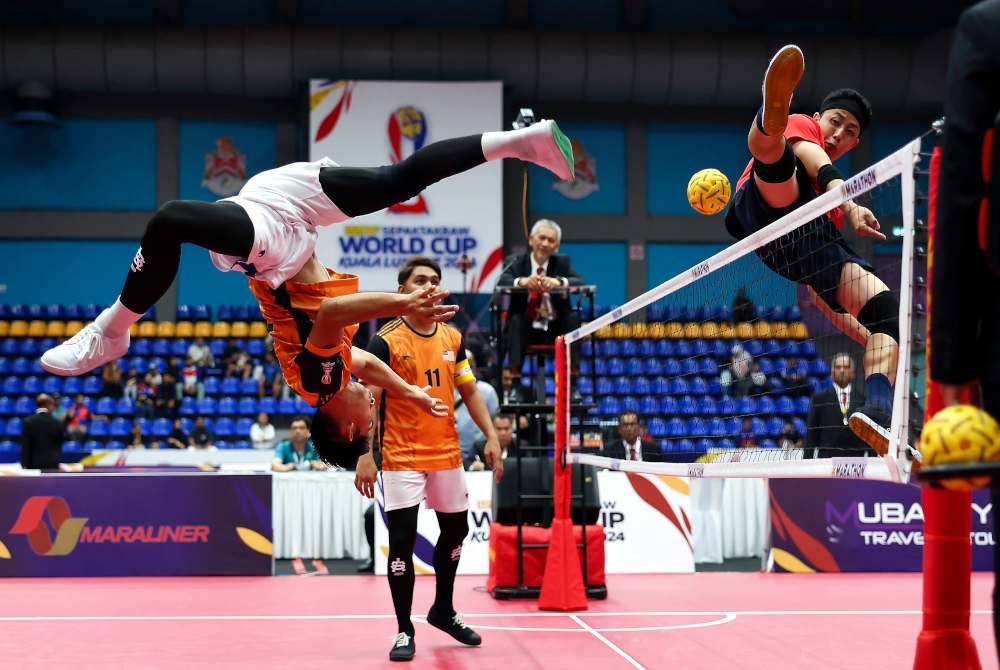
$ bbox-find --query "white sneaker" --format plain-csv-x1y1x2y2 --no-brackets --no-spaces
520,119,575,182
40,322,130,376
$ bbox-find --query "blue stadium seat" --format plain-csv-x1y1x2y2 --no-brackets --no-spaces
781,341,800,357
197,397,218,415
235,304,252,321
664,358,682,376
3,377,22,395
110,417,130,437
278,398,296,415
676,438,697,453
621,396,639,413
133,418,151,435
745,340,763,358
689,377,708,396
14,396,33,415
599,340,620,357
718,438,736,450
30,359,45,376
682,359,699,376
718,396,737,416
644,358,663,376
699,396,718,416
639,395,658,416
83,376,102,395
94,397,115,415
4,417,21,437
738,397,757,415
766,417,785,437
176,304,193,321
708,339,727,359
60,377,81,396
193,305,211,322
679,395,698,416
115,397,135,415
670,378,689,395
653,376,671,395
42,376,62,396
709,417,727,437
809,359,831,377
257,397,277,416
698,358,718,377
0,397,11,416
151,418,172,437
667,417,687,437
21,376,41,395
89,420,109,438
793,417,807,435
758,359,776,376
11,357,29,375
776,396,795,415
726,417,742,435
221,377,240,396
577,377,594,396
81,439,101,452
232,440,251,450
763,339,782,356
620,339,638,357
247,339,265,357
203,377,221,395
580,340,593,357
647,304,667,322
218,397,237,415
675,340,693,358
608,358,625,376
634,376,652,396
238,397,257,415
27,304,45,320
0,340,18,357
626,358,644,376
0,359,9,376
239,378,259,397
758,396,776,415
760,438,779,449
127,357,149,375
800,341,817,357
750,417,767,435
578,359,592,376
235,417,254,437
214,417,234,437
216,304,234,322
598,396,621,417
294,397,312,414
61,440,81,452
655,340,675,357
648,418,667,437
795,396,811,415
130,338,151,356
596,377,613,395
177,396,195,416
697,438,715,453
614,376,633,395
151,339,170,357
687,418,707,437
210,339,226,357
707,378,723,396
593,358,608,376
659,396,679,416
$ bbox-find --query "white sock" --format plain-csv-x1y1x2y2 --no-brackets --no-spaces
94,298,142,338
481,124,547,162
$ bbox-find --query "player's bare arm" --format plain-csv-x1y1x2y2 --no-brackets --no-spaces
350,348,447,418
792,140,884,240
457,380,504,481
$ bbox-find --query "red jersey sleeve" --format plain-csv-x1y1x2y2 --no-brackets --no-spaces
784,114,823,147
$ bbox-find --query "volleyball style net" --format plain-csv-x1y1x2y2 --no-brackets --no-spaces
555,138,924,484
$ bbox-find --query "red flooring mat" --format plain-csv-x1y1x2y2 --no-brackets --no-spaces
0,573,995,669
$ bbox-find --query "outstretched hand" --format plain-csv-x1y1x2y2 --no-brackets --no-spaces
849,205,885,241
408,384,449,417
402,285,459,322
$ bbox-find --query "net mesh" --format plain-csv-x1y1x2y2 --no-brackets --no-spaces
560,139,923,482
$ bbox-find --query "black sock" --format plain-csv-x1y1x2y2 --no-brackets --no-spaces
318,135,486,218
119,200,254,314
431,511,469,616
387,505,420,636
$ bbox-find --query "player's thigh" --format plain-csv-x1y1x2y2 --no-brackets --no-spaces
753,173,801,210
381,470,429,512
423,467,469,514
836,263,891,316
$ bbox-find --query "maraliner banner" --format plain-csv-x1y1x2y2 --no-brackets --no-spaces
309,80,503,293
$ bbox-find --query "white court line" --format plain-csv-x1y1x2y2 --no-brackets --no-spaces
570,614,646,670
0,609,991,622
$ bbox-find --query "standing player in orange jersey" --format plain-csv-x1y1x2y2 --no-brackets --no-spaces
354,256,502,662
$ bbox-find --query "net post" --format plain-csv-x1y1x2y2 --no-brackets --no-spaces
539,335,587,611
913,143,981,669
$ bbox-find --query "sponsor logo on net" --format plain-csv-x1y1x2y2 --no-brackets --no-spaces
841,166,877,200
831,458,867,479
691,262,711,280
8,496,210,557
825,498,993,547
687,463,705,478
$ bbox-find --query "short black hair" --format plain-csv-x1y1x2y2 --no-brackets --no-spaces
819,88,872,134
310,409,368,469
398,256,442,286
289,414,312,430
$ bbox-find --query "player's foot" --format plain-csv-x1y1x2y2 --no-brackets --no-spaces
518,119,575,182
426,609,482,646
849,405,891,457
761,45,804,136
40,322,129,376
389,632,415,662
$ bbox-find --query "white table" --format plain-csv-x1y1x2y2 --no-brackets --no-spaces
272,471,369,560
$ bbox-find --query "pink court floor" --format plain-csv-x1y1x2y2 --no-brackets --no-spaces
0,572,995,669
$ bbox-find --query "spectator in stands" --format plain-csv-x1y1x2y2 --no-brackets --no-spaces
733,287,756,322
250,412,276,450
21,393,65,470
145,363,163,390
50,393,67,422
805,353,870,458
65,394,91,440
123,367,144,401
781,356,810,396
256,350,283,399
749,361,768,396
271,415,325,472
189,416,212,449
779,420,804,451
604,410,650,462
128,421,146,449
720,345,754,397
498,367,533,432
455,350,499,466
162,418,189,450
468,414,520,470
496,218,584,372
187,337,214,367
100,361,123,398
181,356,201,398
155,371,179,418
135,391,155,419
739,418,757,449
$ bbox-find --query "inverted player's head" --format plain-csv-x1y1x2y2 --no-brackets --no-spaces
311,383,375,469
529,219,561,263
813,88,872,160
397,256,442,295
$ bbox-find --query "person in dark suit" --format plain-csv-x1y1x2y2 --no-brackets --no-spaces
20,393,65,470
603,410,657,462
805,353,872,458
496,219,585,371
468,414,521,470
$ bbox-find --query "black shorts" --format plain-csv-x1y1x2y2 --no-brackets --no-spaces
724,159,872,313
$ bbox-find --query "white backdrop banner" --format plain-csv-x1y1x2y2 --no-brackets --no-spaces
374,471,694,576
308,80,503,293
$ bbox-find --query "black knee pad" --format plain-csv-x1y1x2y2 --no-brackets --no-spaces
752,141,797,183
144,200,186,243
857,290,899,342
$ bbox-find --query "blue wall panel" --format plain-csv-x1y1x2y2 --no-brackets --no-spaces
177,248,258,307
0,241,139,305
529,122,626,215
0,120,156,210
559,241,626,307
178,121,277,201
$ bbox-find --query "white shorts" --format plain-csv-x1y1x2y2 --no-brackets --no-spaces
380,467,469,513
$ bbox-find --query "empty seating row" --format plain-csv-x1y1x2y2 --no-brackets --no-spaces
594,394,813,418
657,437,786,453
593,321,809,340
645,415,807,439
581,338,818,360
0,439,256,453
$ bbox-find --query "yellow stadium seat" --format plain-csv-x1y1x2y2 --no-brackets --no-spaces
666,322,684,338
718,322,735,339
156,321,176,338
194,321,213,338
754,321,772,339
631,322,649,338
249,321,268,338
28,320,46,337
771,322,789,339
701,322,719,338
683,322,702,338
595,325,613,339
736,323,754,340
64,321,83,337
9,320,28,337
647,322,667,339
610,322,631,339
0,321,9,337
212,322,232,338
175,321,194,338
46,321,66,338
129,323,139,337
230,321,250,338
138,321,157,338
789,321,808,339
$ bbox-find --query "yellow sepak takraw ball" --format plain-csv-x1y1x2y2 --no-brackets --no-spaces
920,404,1000,490
687,168,731,215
